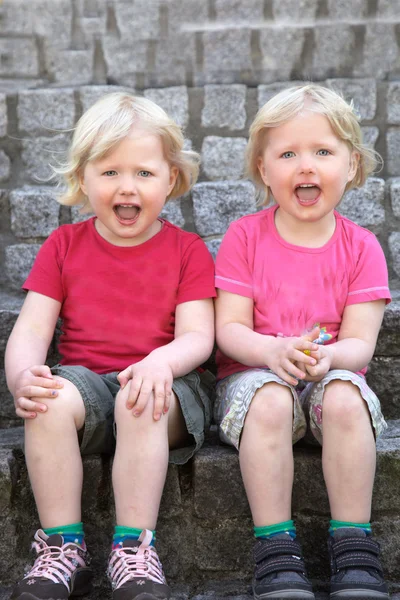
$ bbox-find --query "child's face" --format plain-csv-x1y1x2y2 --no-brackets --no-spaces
80,128,178,246
257,110,358,226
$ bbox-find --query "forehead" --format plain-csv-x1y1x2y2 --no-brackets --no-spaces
269,111,340,143
96,128,166,162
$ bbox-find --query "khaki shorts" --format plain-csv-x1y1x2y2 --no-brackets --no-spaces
51,365,215,465
214,368,387,449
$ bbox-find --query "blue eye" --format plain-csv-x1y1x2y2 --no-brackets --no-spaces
103,170,117,176
281,151,295,159
317,149,331,156
138,170,151,177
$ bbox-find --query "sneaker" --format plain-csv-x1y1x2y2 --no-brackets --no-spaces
11,529,92,600
252,534,315,599
328,528,389,598
107,529,171,600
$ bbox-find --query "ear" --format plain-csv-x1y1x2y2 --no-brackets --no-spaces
347,151,360,183
257,155,270,187
78,170,87,196
168,165,179,195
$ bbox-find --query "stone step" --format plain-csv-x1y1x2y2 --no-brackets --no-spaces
1,423,400,593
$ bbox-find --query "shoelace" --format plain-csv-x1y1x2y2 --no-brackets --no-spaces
25,534,87,591
108,537,166,589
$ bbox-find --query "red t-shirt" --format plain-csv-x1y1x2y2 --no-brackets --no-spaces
24,218,216,374
215,205,391,380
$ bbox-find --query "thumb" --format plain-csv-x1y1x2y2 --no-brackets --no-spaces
33,365,54,379
117,367,131,390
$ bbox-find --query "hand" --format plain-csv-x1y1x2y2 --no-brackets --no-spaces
265,327,320,386
117,356,173,421
13,365,63,419
302,345,333,382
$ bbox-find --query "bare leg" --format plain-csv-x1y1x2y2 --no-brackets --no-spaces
239,383,294,526
322,380,376,522
112,385,189,530
24,377,85,528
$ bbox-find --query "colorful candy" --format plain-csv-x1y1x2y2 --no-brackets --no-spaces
303,325,332,355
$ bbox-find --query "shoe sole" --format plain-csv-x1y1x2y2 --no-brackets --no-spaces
330,591,389,599
254,592,315,599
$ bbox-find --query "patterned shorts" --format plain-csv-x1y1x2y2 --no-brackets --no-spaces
214,368,387,449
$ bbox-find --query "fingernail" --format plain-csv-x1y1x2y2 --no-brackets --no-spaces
40,406,47,412
133,411,140,417
51,390,58,396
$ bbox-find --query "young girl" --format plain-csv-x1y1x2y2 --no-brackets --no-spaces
5,93,215,600
214,84,390,599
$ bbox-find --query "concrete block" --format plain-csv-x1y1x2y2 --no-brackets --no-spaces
215,0,264,21
144,87,189,128
160,199,185,228
377,0,400,17
259,28,305,82
17,89,75,133
71,206,94,224
195,519,252,573
0,370,15,421
202,85,247,131
0,94,6,138
389,232,400,280
5,244,41,291
159,464,183,518
0,0,34,34
374,436,400,515
258,81,303,109
0,299,23,355
21,134,70,183
326,78,377,121
166,0,209,34
79,85,134,113
0,151,10,183
389,178,400,219
152,35,196,87
339,178,385,232
367,357,400,419
114,0,160,40
33,0,72,45
44,44,94,86
76,0,107,38
205,237,223,260
10,188,60,238
355,24,399,79
362,126,379,150
192,181,256,237
203,29,252,73
313,25,356,79
201,136,247,181
272,0,318,21
376,301,400,357
387,83,400,125
103,37,148,84
0,451,16,517
0,39,39,77
387,129,400,177
327,0,368,18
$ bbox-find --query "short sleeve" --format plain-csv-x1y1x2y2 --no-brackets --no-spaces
346,232,391,306
176,237,216,304
23,230,64,302
215,221,253,298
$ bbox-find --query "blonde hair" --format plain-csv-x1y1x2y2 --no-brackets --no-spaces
53,92,199,206
246,83,382,206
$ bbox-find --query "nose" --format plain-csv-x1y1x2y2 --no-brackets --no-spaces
298,154,316,174
119,174,137,195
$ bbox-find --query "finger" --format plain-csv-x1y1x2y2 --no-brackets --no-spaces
132,383,153,417
276,366,299,387
125,378,141,410
163,384,172,414
117,367,132,390
283,359,306,381
153,382,166,421
15,407,37,419
293,349,317,366
17,386,59,399
17,397,48,414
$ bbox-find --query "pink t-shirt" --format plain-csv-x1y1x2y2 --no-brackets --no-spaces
215,205,391,380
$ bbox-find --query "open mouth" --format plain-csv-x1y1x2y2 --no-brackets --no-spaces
113,204,141,222
295,184,321,204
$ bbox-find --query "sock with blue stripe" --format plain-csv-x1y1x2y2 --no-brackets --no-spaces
43,522,85,546
329,520,372,536
254,520,296,539
112,526,155,549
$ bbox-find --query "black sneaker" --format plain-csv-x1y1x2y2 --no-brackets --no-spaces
11,529,92,600
107,529,170,600
252,534,315,599
328,528,389,598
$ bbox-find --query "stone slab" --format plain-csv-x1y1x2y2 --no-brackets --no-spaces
10,188,60,239
202,85,247,131
326,79,377,121
201,136,247,181
17,89,76,133
0,94,7,138
144,87,189,128
21,134,70,183
338,178,385,232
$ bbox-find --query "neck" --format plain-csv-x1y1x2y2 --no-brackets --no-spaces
274,209,336,248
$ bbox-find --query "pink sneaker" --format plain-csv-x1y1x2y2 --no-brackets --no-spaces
107,529,170,600
11,529,92,599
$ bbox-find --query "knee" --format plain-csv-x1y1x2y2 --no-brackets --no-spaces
28,377,85,429
322,380,368,428
114,382,154,427
246,383,293,432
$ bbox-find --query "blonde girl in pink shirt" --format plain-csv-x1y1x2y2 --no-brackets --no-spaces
214,84,391,600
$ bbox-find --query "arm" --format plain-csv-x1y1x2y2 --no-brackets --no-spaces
118,297,215,420
5,291,62,418
305,300,386,380
215,289,319,386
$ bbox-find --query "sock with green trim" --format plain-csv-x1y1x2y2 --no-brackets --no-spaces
112,526,156,549
43,522,85,546
329,520,372,537
254,520,296,539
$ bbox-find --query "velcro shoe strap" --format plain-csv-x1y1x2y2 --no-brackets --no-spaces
255,555,307,580
335,551,383,574
254,539,303,564
331,537,380,560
